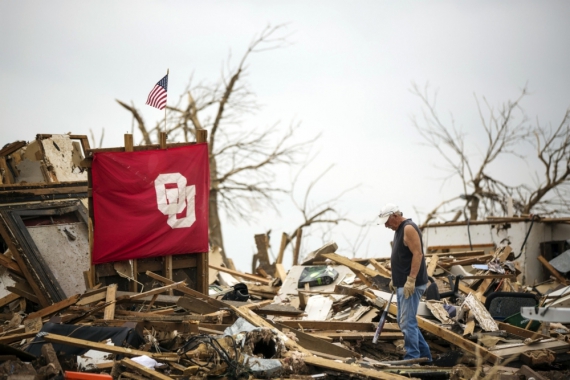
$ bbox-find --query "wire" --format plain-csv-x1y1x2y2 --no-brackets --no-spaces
467,218,473,251
178,334,251,378
513,214,539,260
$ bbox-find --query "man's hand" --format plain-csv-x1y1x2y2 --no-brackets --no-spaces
404,276,415,299
389,280,396,293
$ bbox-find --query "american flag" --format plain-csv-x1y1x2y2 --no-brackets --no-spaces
146,74,168,110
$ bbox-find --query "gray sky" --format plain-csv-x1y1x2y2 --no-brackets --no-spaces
2,1,570,270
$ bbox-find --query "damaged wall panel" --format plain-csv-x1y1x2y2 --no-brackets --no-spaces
0,200,89,306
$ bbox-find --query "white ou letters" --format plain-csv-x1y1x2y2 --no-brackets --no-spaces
154,173,196,229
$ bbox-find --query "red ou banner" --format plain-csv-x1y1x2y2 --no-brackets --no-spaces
91,144,209,264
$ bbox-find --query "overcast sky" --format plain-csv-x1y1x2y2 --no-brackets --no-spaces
2,1,569,270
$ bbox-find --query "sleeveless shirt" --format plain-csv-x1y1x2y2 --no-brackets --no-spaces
390,219,429,287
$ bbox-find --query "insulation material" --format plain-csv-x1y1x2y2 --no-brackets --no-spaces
425,300,454,324
15,159,45,183
0,267,16,299
302,295,333,321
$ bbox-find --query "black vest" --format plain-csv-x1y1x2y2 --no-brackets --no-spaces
390,219,428,287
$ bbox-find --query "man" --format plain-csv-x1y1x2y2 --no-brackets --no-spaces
378,203,432,362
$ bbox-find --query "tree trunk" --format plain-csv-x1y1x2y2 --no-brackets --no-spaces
208,187,227,265
468,196,479,220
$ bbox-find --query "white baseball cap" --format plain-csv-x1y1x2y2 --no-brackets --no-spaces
378,203,399,224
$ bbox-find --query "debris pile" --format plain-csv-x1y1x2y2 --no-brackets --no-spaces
1,134,570,379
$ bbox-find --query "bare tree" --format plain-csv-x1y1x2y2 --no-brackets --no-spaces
411,83,570,224
116,25,328,263
279,163,360,260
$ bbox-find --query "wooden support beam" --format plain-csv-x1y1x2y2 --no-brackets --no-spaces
124,134,134,152
438,254,493,268
163,256,173,296
303,356,410,380
321,253,382,278
103,284,117,320
6,285,39,305
416,316,501,364
275,263,287,282
311,331,404,340
0,253,23,276
0,221,50,307
76,287,107,306
145,271,227,309
208,264,272,284
538,255,570,285
276,232,288,264
426,249,486,257
43,333,178,361
159,132,167,149
369,258,392,278
129,260,138,292
25,294,80,321
426,256,439,276
0,293,20,308
119,281,186,302
293,227,303,266
120,358,173,380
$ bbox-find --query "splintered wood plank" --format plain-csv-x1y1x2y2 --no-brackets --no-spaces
278,320,401,332
276,232,288,264
25,294,80,321
303,356,410,380
426,249,486,257
43,333,178,361
76,287,107,306
163,256,173,296
368,259,392,279
0,331,37,344
6,286,39,305
321,253,379,278
208,264,272,284
438,254,493,269
0,293,20,308
120,358,173,380
426,256,439,276
275,263,287,282
354,270,372,287
293,228,302,266
103,284,117,320
538,255,570,285
145,271,227,309
417,316,501,364
0,253,23,276
270,320,360,359
496,246,513,262
119,281,186,302
311,331,403,340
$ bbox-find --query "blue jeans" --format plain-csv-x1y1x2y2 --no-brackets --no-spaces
396,283,432,361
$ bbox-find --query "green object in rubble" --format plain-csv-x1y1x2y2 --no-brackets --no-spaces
297,266,339,288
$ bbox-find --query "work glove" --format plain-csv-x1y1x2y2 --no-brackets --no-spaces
389,280,396,293
403,276,416,299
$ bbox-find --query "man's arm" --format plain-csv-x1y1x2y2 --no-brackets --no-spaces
403,224,423,278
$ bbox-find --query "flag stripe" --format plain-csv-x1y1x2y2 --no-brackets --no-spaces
146,74,168,110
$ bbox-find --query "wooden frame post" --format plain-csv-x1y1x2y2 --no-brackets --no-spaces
195,129,209,294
